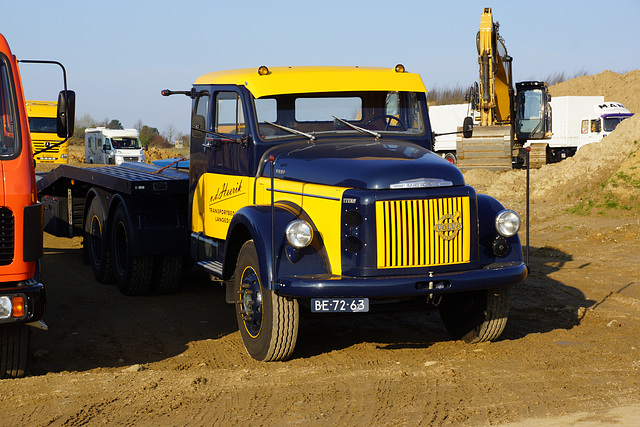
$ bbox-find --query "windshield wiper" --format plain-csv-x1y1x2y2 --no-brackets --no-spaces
264,121,316,141
332,116,381,139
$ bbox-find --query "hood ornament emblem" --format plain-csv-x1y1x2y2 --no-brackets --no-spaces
433,211,462,241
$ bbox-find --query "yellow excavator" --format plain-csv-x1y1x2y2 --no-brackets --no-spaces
456,7,552,169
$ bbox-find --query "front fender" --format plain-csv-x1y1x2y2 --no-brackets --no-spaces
477,194,523,265
224,202,331,291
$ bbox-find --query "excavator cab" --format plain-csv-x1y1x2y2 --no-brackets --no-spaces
515,81,551,140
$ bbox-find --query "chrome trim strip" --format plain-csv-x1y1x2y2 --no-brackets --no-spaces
198,260,223,276
267,188,340,201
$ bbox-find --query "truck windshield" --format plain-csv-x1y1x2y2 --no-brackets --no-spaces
29,117,57,133
603,117,624,132
254,91,425,141
516,88,544,139
111,137,141,149
0,56,19,157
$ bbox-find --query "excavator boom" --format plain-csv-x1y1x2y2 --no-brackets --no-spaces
477,7,513,126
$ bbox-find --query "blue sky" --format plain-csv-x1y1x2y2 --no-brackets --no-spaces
3,0,639,136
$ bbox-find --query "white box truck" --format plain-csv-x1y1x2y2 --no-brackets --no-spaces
85,127,145,165
545,96,633,162
429,103,472,164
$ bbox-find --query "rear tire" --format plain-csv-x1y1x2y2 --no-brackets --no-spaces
438,287,511,343
234,240,299,361
0,324,29,379
111,204,153,296
85,198,114,283
152,255,183,294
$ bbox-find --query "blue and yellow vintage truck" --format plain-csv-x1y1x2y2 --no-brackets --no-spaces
38,65,527,362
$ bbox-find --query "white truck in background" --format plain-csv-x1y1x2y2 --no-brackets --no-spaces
85,127,145,165
545,96,633,162
429,97,633,165
429,103,472,164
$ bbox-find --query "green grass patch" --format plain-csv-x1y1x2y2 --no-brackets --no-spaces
566,193,633,216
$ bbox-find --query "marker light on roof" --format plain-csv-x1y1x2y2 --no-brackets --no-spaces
395,64,405,73
258,66,270,76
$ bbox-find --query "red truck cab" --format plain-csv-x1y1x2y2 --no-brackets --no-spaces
0,34,73,378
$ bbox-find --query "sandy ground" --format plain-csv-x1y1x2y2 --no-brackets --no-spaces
1,71,639,426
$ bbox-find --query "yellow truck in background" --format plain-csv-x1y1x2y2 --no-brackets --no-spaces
26,100,69,164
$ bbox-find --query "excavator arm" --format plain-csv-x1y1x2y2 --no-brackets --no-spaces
477,7,514,126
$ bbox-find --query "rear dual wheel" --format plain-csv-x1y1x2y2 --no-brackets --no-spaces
86,201,183,295
86,198,114,284
111,205,153,296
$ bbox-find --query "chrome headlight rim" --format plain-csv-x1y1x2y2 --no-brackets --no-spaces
495,209,521,238
285,219,313,249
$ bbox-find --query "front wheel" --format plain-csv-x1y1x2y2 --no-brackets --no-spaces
234,240,299,361
0,324,29,379
438,287,511,343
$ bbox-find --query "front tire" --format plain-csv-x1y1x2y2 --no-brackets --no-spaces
234,241,299,361
0,324,29,379
111,204,153,296
438,287,511,343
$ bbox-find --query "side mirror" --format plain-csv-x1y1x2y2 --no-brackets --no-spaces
57,90,76,138
462,116,473,139
191,114,206,139
103,144,109,152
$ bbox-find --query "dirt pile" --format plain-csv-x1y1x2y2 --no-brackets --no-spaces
144,147,182,163
66,145,181,164
549,70,640,113
68,145,84,163
465,70,640,208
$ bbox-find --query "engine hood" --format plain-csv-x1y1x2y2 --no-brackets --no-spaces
262,139,465,189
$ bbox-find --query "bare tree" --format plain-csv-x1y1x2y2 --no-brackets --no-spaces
163,123,177,145
133,119,144,133
76,113,98,129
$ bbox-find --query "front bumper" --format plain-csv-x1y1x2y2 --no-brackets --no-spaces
0,282,46,325
276,262,527,298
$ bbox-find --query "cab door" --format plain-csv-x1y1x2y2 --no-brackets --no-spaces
192,89,250,240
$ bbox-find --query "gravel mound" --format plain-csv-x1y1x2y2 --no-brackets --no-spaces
464,70,640,206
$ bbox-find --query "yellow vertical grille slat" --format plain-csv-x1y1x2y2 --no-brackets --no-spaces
376,197,471,269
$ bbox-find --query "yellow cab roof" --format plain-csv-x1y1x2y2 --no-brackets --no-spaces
25,100,57,116
194,66,427,98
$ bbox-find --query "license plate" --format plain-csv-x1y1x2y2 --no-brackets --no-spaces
311,298,369,313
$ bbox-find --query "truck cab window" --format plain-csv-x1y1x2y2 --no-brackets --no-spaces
0,58,17,156
215,92,245,135
193,91,209,129
295,97,362,122
603,117,623,132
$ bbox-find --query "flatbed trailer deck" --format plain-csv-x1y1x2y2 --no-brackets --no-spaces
37,162,190,295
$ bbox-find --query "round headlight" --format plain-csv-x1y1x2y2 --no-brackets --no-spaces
285,220,313,248
495,209,520,237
